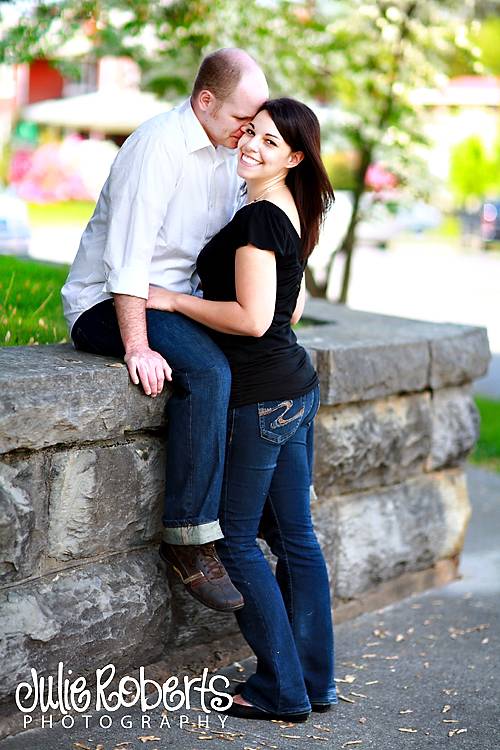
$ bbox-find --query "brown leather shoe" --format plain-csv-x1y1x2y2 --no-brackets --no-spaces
159,541,244,612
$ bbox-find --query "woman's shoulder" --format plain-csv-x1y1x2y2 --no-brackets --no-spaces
237,200,301,243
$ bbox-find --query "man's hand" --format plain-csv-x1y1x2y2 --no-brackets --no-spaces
124,345,172,397
112,293,172,396
146,285,179,312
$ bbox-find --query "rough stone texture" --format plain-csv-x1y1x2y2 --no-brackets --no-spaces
0,304,490,709
299,300,490,405
163,567,240,650
313,392,432,494
429,327,492,389
47,438,166,561
427,385,480,470
0,550,170,702
0,454,49,585
313,468,471,600
0,304,490,451
0,346,167,455
303,333,430,404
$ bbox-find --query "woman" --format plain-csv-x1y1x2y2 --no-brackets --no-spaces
147,98,337,721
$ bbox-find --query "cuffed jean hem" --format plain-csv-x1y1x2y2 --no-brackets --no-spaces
162,520,224,545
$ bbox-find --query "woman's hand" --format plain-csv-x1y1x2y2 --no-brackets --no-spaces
146,285,179,312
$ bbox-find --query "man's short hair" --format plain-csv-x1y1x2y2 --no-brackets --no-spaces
192,49,245,102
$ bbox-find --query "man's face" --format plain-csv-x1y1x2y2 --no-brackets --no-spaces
202,73,269,149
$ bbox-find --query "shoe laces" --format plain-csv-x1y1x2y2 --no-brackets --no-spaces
201,543,225,579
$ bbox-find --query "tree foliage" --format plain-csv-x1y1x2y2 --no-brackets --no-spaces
450,135,500,206
1,0,478,302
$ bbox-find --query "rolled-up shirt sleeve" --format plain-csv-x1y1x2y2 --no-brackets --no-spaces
102,129,179,299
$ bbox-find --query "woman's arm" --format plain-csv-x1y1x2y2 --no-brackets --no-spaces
291,275,306,325
147,245,277,337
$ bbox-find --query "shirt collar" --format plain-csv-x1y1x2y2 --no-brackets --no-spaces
178,99,238,166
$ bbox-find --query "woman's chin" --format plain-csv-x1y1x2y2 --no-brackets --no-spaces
237,166,254,180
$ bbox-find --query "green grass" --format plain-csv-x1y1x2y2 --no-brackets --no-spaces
470,396,500,473
0,255,69,346
27,201,95,227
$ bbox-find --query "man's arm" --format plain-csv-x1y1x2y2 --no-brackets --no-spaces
113,294,172,397
101,129,180,396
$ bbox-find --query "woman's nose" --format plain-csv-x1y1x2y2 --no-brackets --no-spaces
245,135,260,151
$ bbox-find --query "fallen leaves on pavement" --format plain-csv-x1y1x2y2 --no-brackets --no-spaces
338,694,356,704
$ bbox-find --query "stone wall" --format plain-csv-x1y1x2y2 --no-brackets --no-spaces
0,301,490,719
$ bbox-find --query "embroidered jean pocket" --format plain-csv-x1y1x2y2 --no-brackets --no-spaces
258,397,306,445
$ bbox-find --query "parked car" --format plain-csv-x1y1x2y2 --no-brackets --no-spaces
480,200,500,248
0,191,31,256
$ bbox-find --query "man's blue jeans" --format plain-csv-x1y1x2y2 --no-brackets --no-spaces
217,384,337,714
71,299,231,545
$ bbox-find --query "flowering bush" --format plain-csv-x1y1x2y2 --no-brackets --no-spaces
9,135,118,203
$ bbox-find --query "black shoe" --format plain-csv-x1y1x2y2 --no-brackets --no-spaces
159,541,244,612
224,701,309,722
311,702,332,713
231,683,332,713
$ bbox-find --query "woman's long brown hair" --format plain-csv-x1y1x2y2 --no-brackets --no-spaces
258,98,335,262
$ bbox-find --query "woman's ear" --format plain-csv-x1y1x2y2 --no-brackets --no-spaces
287,150,304,169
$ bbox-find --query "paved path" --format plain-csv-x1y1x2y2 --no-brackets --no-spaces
1,465,498,750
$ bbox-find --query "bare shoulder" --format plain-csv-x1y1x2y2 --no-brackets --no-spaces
266,194,301,238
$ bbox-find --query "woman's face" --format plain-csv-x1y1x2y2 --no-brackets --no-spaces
237,110,302,182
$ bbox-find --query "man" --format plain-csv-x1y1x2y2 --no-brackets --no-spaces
61,48,269,613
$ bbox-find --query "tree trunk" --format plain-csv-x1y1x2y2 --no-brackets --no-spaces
338,146,372,305
304,265,327,298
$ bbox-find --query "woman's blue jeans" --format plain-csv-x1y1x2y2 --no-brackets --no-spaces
217,384,337,714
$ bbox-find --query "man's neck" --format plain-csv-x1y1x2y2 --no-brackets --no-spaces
190,96,218,148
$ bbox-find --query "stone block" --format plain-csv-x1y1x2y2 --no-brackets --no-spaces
0,345,167,454
0,550,170,702
430,327,491,389
309,334,429,405
427,386,480,470
299,300,490,405
0,453,48,584
312,469,470,599
314,393,432,493
46,438,166,561
165,573,241,650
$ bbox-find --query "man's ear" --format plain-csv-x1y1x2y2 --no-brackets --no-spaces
196,89,216,113
288,150,304,169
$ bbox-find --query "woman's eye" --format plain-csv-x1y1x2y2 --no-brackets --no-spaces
245,127,255,135
265,139,277,147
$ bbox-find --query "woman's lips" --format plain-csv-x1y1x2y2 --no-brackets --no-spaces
240,153,262,166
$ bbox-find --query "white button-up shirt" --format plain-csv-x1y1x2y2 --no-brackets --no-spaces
61,99,242,332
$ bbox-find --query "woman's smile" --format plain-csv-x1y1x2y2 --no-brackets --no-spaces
240,152,263,166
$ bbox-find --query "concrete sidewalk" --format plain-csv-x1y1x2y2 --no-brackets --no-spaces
1,464,498,750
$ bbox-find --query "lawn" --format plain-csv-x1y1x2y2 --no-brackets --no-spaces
27,201,95,227
0,254,69,346
469,397,500,474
